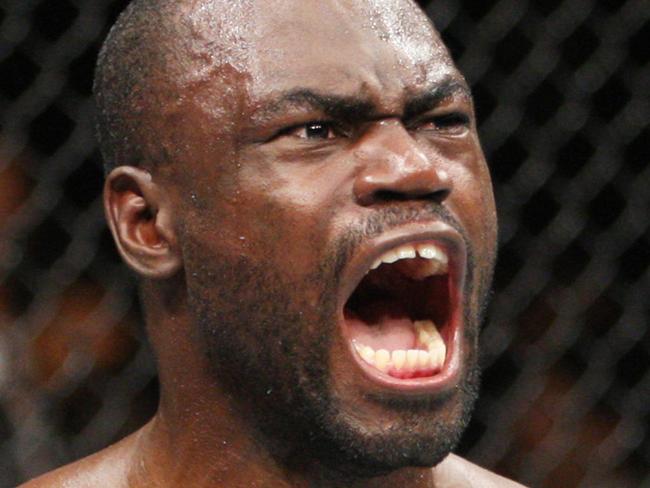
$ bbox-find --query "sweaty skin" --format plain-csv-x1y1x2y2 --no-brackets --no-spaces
23,0,526,486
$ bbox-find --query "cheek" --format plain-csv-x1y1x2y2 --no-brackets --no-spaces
459,169,496,238
472,162,498,259
435,140,497,253
233,164,344,267
185,184,337,309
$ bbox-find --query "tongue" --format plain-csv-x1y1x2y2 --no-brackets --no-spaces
344,300,416,351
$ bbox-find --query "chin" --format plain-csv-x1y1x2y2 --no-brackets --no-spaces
295,355,481,478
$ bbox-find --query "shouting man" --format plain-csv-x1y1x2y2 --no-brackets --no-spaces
24,0,525,486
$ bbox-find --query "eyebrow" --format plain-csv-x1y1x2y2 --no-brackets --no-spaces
253,77,472,124
403,80,472,120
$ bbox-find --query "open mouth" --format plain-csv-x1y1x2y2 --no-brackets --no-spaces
343,241,457,382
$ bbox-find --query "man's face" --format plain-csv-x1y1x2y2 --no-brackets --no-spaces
155,0,497,474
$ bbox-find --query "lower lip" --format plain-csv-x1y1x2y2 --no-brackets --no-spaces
345,321,463,394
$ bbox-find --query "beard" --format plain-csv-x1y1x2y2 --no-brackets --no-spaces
183,206,491,478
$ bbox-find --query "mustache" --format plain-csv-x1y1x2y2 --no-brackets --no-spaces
329,204,473,279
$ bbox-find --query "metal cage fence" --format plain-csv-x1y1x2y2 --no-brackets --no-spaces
0,0,648,486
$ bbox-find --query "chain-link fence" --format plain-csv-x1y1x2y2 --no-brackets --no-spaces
0,0,648,486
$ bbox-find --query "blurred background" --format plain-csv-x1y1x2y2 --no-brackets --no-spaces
0,0,648,486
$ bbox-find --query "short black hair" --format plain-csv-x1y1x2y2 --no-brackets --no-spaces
94,0,176,173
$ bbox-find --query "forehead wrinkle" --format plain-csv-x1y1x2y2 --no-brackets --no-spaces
159,0,463,132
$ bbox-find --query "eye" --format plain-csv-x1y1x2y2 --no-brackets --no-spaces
281,121,341,140
418,113,470,134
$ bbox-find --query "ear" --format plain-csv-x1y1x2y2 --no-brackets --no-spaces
104,166,182,279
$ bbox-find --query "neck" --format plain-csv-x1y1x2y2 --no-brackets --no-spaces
129,413,436,487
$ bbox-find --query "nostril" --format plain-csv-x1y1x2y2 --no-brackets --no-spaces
373,188,451,203
354,168,453,206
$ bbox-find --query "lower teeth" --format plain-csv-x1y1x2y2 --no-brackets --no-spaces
353,320,446,378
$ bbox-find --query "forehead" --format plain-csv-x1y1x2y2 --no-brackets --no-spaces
177,0,457,103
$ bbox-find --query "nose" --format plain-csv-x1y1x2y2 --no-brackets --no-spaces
353,122,453,206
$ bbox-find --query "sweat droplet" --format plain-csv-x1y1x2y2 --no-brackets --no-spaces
239,236,246,241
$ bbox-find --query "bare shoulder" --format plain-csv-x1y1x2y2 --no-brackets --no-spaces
19,432,140,488
434,453,529,488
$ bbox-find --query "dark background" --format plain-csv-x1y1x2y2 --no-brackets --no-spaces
0,0,648,486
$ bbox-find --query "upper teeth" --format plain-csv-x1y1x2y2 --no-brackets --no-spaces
370,243,448,275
